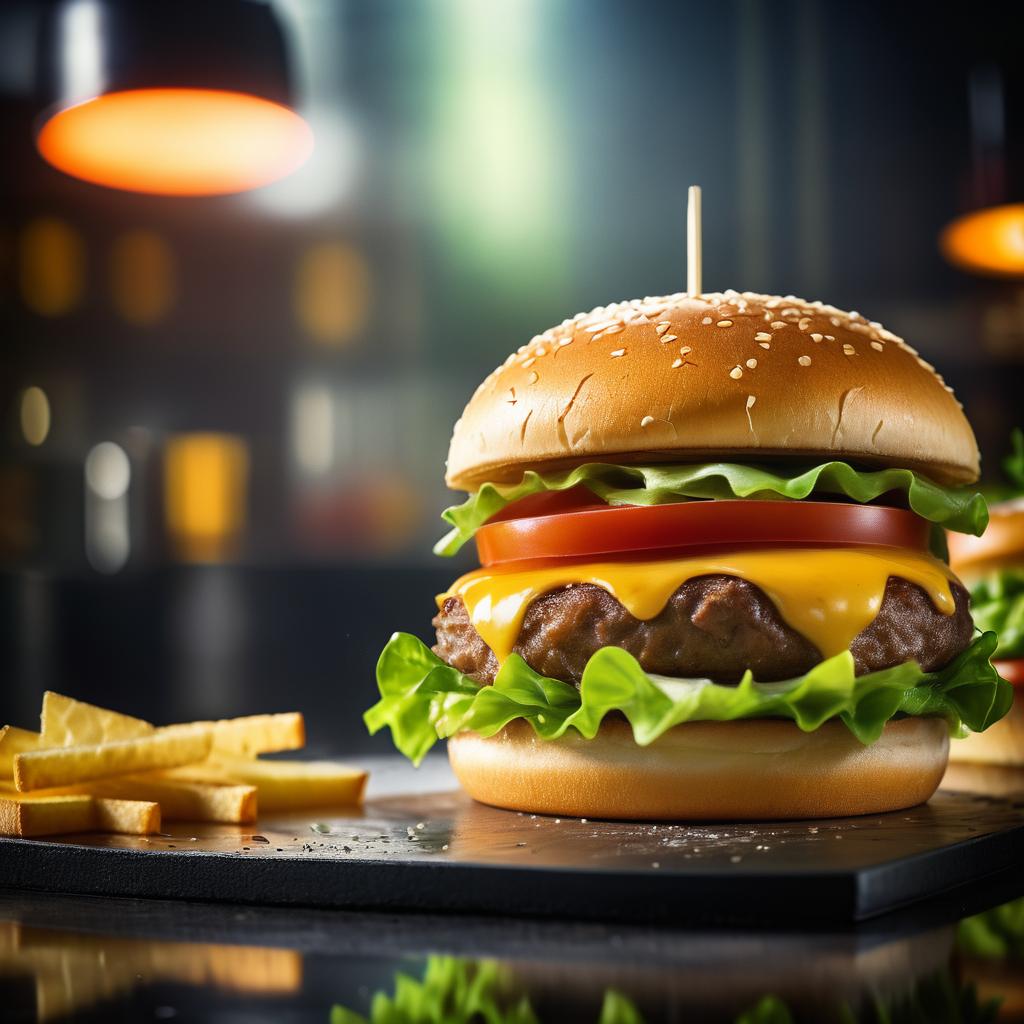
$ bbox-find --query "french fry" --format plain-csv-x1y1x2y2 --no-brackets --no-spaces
93,798,161,835
172,754,367,811
171,712,305,757
0,783,160,836
0,793,94,838
14,724,212,792
0,726,41,778
83,775,257,823
40,692,153,747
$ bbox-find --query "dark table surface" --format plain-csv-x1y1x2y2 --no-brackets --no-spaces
2,760,1023,1023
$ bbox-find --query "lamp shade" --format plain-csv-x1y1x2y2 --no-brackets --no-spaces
941,204,1024,278
34,0,313,195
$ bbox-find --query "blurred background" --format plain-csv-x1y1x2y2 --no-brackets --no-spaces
2,0,1024,751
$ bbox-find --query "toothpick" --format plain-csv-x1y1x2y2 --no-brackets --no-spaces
687,185,702,296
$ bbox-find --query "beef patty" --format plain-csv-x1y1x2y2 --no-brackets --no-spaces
432,575,973,685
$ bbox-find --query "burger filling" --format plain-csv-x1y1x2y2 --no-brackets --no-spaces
434,575,974,686
366,461,1010,764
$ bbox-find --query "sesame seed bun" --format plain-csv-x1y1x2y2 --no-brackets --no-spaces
446,292,979,491
947,499,1024,582
447,717,949,821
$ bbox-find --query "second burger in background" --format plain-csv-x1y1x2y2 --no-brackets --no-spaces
949,430,1024,766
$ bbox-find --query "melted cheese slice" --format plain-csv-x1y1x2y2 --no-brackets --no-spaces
441,547,957,666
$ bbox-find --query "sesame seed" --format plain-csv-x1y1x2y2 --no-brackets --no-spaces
830,317,841,327
729,366,744,379
521,357,535,368
824,334,835,341
746,358,757,369
870,341,884,351
603,323,623,334
798,318,812,330
586,320,617,333
558,337,573,347
798,355,812,366
656,322,671,334
754,332,771,342
679,346,692,355
758,341,771,349
717,319,734,328
746,395,756,409
661,334,678,344
701,317,713,325
771,321,786,330
528,371,538,383
610,348,626,357
810,333,823,342
671,358,683,368
843,344,856,356
640,415,655,427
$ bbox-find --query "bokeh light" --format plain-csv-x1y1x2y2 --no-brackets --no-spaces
293,242,370,346
18,218,84,316
109,230,175,325
19,387,51,446
164,434,250,563
85,441,131,500
84,441,131,573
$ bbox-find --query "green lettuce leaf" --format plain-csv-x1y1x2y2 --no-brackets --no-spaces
365,632,1009,765
970,569,1024,660
435,462,988,556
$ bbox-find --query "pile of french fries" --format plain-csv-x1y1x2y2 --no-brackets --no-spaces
0,692,366,838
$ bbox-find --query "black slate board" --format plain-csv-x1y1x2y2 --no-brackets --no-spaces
2,772,1024,924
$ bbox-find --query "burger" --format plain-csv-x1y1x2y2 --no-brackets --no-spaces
948,431,1024,767
366,291,1010,820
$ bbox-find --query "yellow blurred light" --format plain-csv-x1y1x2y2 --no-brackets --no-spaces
110,230,175,325
19,387,51,446
19,218,84,316
941,203,1024,277
294,242,371,347
37,89,314,196
164,433,249,562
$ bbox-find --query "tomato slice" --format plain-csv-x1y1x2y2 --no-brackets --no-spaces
475,500,931,567
994,659,1024,687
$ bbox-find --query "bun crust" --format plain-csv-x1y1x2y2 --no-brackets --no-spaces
447,292,979,490
947,692,1024,767
948,500,1024,579
447,717,949,821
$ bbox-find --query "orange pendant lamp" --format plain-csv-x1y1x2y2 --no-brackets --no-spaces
940,67,1023,277
35,0,313,196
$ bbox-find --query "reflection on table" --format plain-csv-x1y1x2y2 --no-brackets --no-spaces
1,888,1023,1023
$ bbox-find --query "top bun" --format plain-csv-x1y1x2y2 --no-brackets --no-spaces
446,292,980,491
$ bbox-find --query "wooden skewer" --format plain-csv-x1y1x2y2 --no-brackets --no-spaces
687,185,702,296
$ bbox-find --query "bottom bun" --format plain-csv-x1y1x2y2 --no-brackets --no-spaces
948,691,1024,767
447,717,949,821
